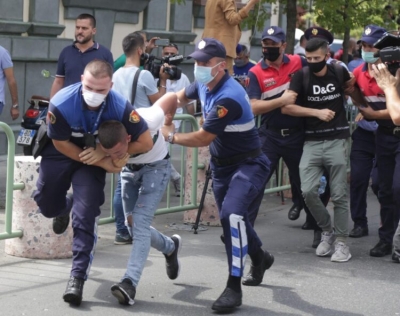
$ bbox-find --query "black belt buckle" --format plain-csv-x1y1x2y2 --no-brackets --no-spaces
393,127,400,137
281,129,290,137
126,163,145,172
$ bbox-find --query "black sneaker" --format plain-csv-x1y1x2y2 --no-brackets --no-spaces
111,279,136,306
211,287,242,313
53,193,73,235
63,276,84,306
114,233,133,245
164,234,182,280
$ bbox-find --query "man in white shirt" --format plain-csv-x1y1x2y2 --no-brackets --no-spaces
98,93,182,306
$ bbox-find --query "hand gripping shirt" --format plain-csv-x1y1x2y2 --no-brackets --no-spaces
47,82,148,148
185,72,260,159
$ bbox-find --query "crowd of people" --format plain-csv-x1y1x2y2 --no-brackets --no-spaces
1,3,400,315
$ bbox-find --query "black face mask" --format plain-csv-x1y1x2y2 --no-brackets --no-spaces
308,59,326,73
262,47,281,62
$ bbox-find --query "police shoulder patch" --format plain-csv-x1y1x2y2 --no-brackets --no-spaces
129,110,140,123
216,105,228,118
47,111,56,124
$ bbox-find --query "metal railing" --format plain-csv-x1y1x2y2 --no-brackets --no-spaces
1,105,358,238
0,122,24,240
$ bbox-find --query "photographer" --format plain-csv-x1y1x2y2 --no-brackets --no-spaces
371,62,400,125
111,31,170,245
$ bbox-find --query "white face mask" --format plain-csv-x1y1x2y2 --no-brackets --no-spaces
82,88,107,108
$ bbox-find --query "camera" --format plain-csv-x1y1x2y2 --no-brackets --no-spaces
140,53,185,80
373,32,400,75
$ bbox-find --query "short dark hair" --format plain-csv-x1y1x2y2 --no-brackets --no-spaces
305,38,328,53
98,120,127,149
76,13,96,28
122,32,145,56
163,43,179,50
84,60,113,79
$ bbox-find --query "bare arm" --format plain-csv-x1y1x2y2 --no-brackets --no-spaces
162,127,217,148
155,92,178,126
53,139,121,173
281,104,335,122
4,67,19,120
223,0,259,25
251,90,297,115
127,129,153,155
50,77,65,99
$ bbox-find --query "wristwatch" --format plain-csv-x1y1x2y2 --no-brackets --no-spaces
167,131,175,144
12,104,19,109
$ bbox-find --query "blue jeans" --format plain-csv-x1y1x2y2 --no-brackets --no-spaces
114,176,130,236
121,159,175,287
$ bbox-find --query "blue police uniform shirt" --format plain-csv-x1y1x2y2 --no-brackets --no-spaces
247,55,307,129
48,82,148,147
56,42,114,88
185,72,260,159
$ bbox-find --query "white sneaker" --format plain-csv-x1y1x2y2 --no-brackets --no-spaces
331,242,352,262
316,231,336,257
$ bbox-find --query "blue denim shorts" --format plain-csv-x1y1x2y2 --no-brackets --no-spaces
0,102,4,115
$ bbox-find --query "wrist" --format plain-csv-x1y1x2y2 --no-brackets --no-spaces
167,131,175,144
12,104,19,109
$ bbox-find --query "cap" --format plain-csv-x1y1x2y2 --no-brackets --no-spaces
360,25,387,45
188,38,226,62
236,43,243,55
261,26,286,42
304,27,334,45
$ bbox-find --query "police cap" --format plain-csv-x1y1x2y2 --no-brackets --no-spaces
360,25,387,45
304,26,334,45
189,38,226,62
261,26,286,43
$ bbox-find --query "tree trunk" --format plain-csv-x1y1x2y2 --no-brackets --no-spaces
285,0,297,54
342,26,350,65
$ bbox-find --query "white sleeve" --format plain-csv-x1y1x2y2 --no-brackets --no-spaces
136,104,165,136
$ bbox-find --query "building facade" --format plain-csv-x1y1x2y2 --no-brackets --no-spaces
0,0,279,154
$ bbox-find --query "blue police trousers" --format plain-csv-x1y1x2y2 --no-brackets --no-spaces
211,154,269,277
33,143,105,280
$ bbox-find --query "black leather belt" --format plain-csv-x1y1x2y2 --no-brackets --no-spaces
379,126,400,138
266,125,302,137
126,153,170,172
211,148,262,167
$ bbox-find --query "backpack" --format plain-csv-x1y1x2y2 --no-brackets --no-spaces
302,62,346,104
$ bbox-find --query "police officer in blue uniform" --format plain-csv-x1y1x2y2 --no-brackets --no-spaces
33,60,153,306
161,38,274,313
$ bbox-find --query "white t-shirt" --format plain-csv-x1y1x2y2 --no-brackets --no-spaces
127,104,168,164
113,66,158,108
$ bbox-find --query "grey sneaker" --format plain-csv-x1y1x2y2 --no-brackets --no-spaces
331,242,352,262
172,177,181,197
316,231,336,257
114,233,132,245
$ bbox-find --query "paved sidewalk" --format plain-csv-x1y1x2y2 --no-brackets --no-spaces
0,185,399,316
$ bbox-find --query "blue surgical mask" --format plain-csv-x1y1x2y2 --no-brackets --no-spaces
194,62,221,84
361,50,378,64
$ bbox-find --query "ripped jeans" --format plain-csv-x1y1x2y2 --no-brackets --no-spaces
120,158,175,287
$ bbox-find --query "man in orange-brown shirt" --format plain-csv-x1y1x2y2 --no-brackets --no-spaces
203,0,259,74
